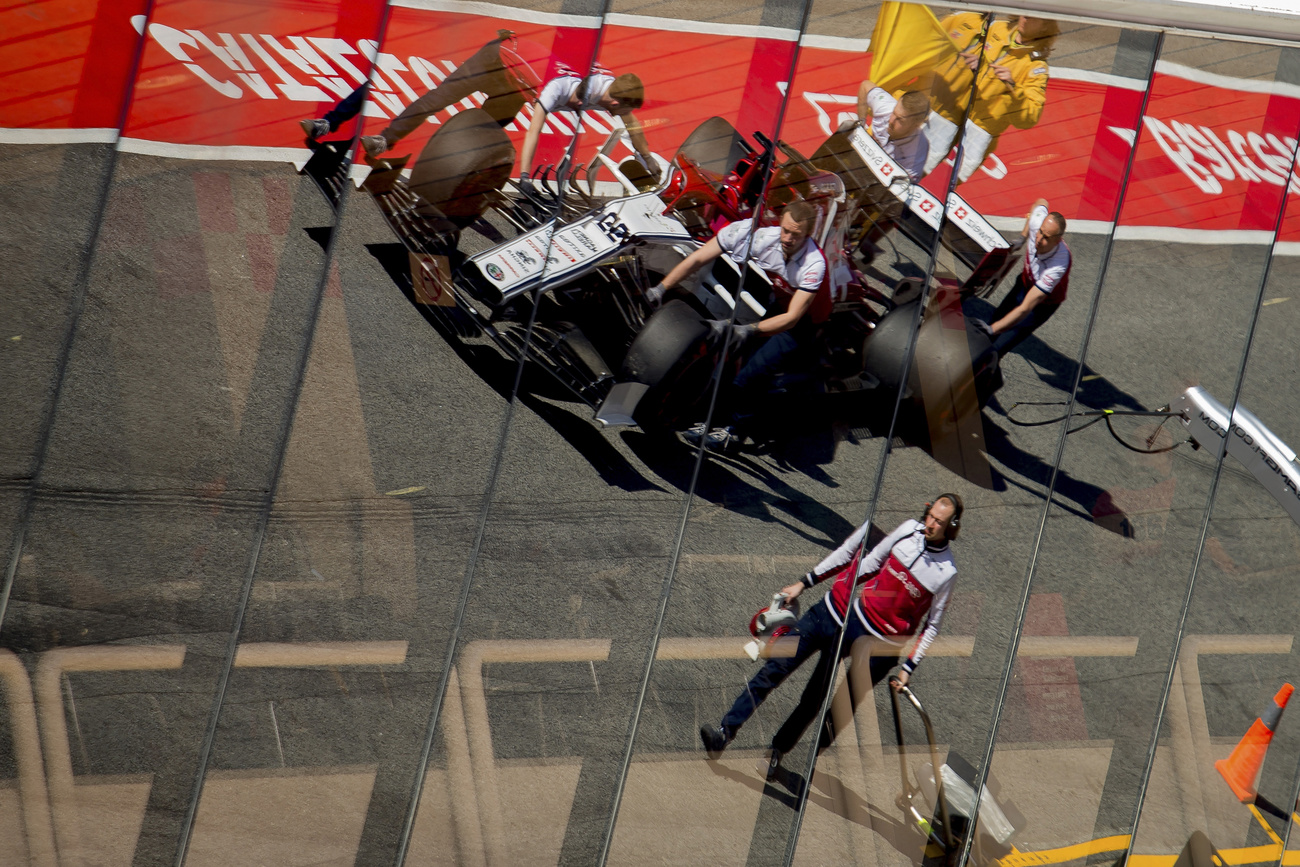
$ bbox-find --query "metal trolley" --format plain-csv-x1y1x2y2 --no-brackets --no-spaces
888,677,1022,867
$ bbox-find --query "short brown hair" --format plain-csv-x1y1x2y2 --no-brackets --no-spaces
783,199,817,233
608,74,644,109
899,90,929,118
1047,211,1067,236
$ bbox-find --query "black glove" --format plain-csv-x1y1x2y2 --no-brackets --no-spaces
517,172,536,196
969,317,995,339
705,320,758,352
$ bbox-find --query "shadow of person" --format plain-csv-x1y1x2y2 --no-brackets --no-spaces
978,407,1131,531
962,296,1146,412
703,757,802,809
621,431,860,550
804,771,929,861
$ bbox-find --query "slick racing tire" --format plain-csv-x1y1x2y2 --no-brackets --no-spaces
409,107,515,223
620,300,713,430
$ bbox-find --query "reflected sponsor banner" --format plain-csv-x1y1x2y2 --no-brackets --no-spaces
1123,65,1300,240
7,0,1300,238
120,0,386,152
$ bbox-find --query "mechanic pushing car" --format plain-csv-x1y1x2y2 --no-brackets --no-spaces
974,197,1070,356
300,30,538,153
700,495,963,784
516,63,657,196
645,200,830,451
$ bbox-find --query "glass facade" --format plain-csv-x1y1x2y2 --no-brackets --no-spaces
3,2,1300,866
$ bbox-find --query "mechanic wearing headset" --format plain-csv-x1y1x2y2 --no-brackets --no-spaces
646,200,829,451
516,64,657,196
855,80,931,181
700,495,962,781
978,197,1070,355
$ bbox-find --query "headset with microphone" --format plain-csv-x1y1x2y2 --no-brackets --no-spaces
920,492,964,541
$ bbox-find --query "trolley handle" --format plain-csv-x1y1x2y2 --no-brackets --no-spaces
888,676,957,851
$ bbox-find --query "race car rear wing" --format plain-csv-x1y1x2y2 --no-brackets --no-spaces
462,190,693,307
1174,386,1300,528
844,127,1009,255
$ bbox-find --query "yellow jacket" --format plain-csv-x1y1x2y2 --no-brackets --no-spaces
930,14,1050,139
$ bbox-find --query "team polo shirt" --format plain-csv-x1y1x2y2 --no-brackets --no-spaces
865,87,929,181
715,218,826,301
1024,204,1071,302
538,73,614,113
803,519,958,672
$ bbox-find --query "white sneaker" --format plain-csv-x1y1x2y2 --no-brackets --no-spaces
360,134,389,158
300,118,330,139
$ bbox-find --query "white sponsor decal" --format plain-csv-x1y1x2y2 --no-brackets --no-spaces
470,191,691,298
945,192,1009,250
131,16,621,137
1145,115,1300,195
1176,387,1300,528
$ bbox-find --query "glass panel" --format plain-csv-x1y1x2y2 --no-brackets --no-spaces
0,0,386,863
404,3,809,865
599,2,1029,864
778,12,1158,867
186,2,562,865
1127,85,1300,862
0,0,146,485
984,30,1292,867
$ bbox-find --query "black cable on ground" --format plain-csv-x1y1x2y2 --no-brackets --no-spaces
1004,401,1188,453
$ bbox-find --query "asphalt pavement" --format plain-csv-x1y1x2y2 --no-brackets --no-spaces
4,30,1300,867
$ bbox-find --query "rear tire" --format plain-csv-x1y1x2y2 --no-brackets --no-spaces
620,300,713,430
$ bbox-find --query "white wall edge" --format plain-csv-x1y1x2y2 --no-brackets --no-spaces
391,0,601,28
0,128,117,145
117,138,306,163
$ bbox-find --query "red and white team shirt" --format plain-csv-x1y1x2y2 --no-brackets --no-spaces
802,519,958,672
1025,204,1071,302
716,217,827,304
537,65,615,114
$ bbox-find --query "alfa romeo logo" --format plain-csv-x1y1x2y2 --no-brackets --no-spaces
486,263,504,281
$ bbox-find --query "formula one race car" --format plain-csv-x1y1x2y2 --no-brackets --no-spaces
303,107,1018,441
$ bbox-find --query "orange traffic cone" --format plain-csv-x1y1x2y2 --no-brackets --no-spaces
1215,683,1294,802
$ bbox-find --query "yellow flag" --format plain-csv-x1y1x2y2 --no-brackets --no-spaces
867,2,958,95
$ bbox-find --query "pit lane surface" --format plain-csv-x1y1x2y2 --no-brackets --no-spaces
5,27,1300,867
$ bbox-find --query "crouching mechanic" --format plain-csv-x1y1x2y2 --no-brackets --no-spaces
646,200,829,450
978,197,1070,356
699,494,962,781
517,65,657,195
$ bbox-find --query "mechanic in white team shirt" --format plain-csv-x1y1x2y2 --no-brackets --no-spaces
978,197,1070,356
855,81,931,181
647,200,830,450
517,63,655,195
